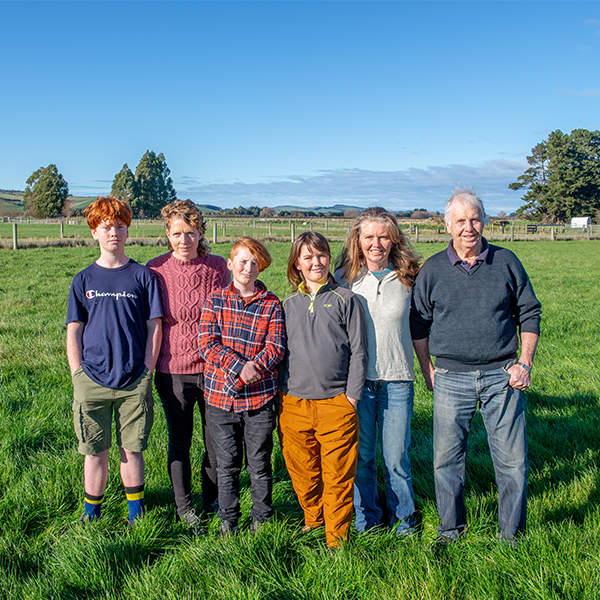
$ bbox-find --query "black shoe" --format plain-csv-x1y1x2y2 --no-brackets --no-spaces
219,520,239,536
182,509,206,536
251,518,268,535
203,500,219,514
433,534,455,554
499,536,519,550
79,513,99,525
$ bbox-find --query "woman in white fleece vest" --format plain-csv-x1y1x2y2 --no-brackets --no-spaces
335,207,421,536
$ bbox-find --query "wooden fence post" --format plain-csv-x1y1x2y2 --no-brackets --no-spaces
213,222,218,244
415,225,419,244
550,227,555,241
291,222,296,242
510,223,514,242
268,222,272,236
13,223,18,250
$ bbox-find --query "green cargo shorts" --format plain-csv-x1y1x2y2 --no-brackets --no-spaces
72,366,154,455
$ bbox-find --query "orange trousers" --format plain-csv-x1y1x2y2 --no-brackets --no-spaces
278,391,359,547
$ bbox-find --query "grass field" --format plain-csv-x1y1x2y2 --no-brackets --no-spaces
3,219,599,250
0,240,599,599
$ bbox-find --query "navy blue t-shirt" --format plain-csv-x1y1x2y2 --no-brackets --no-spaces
66,259,163,389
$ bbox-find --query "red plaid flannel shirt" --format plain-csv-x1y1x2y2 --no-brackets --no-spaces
198,281,285,412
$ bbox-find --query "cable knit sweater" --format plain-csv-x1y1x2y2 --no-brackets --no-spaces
147,252,230,374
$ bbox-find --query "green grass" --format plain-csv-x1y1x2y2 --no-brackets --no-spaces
0,219,354,246
3,219,598,249
0,241,599,598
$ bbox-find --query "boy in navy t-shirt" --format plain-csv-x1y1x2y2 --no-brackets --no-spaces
66,197,163,525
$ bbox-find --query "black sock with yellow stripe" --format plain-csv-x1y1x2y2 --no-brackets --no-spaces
84,492,104,519
125,484,145,523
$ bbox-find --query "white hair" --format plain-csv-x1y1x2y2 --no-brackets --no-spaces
444,187,486,226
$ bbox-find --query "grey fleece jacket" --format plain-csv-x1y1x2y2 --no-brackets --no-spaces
279,278,367,401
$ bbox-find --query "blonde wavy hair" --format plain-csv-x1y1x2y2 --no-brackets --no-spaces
335,207,420,290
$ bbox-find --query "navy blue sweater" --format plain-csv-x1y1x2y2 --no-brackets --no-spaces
410,243,541,371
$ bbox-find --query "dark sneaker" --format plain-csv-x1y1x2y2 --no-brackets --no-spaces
79,513,99,525
127,516,140,529
219,520,239,536
499,536,519,550
203,500,219,514
433,534,455,554
182,509,206,536
251,518,268,535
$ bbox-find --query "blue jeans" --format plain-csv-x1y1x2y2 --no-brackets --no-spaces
354,380,416,534
433,367,528,540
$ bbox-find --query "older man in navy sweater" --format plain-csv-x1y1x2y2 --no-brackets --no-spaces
411,188,541,547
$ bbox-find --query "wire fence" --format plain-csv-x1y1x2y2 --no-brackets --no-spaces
1,217,599,249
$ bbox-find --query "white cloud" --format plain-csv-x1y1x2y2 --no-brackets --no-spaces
558,88,600,97
177,160,527,214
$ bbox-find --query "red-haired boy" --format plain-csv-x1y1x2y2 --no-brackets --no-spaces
198,238,285,534
66,197,163,525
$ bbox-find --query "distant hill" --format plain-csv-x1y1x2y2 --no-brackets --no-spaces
0,190,25,214
273,204,365,214
0,191,97,216
195,204,221,214
0,192,420,218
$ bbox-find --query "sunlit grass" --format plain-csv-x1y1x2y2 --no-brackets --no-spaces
0,240,599,598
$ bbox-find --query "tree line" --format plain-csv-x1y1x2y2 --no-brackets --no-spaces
22,129,600,221
23,151,176,219
509,128,600,223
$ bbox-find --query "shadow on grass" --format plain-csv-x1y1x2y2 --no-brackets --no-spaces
408,387,600,531
47,522,174,599
526,390,600,525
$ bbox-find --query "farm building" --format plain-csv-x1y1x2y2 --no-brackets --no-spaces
571,217,591,228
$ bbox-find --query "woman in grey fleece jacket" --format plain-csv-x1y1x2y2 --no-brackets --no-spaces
335,207,421,536
278,232,367,548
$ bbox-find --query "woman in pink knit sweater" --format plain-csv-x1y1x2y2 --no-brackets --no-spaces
147,200,230,534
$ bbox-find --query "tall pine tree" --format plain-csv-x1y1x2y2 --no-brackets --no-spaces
110,151,177,218
510,129,600,222
132,151,176,218
110,163,137,201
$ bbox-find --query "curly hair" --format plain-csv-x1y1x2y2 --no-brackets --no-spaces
230,237,272,272
161,199,211,258
286,231,332,291
335,207,420,290
84,196,132,230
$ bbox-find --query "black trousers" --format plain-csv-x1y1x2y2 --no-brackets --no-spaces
154,372,218,516
207,399,276,525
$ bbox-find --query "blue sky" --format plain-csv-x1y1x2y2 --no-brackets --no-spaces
1,1,599,215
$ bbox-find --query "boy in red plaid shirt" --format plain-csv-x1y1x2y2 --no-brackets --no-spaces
199,238,285,534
